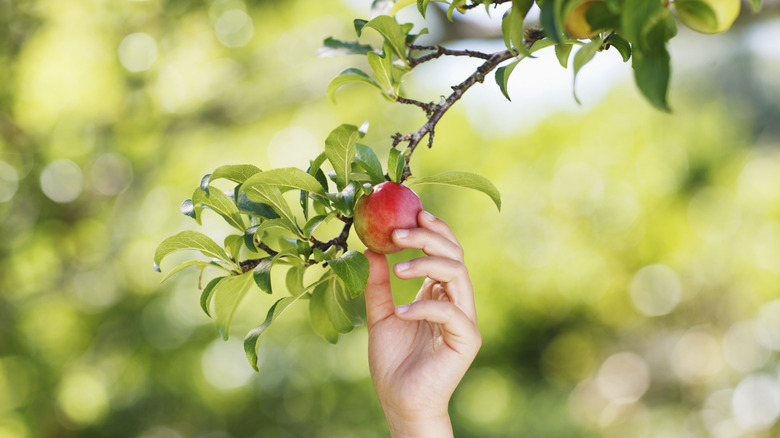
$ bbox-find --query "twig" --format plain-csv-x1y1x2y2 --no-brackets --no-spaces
394,96,437,116
461,0,512,10
310,220,352,253
395,48,516,181
408,45,493,68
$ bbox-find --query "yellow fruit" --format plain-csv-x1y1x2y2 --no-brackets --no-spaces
565,1,600,39
675,0,741,34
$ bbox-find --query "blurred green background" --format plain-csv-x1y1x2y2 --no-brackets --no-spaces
2,0,780,437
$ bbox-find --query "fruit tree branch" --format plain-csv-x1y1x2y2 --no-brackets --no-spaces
394,47,516,181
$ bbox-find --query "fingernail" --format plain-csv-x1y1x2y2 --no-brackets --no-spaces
421,211,435,222
395,261,410,272
394,229,409,239
396,304,410,314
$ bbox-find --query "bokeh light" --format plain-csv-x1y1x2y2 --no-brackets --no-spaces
1,1,779,437
118,32,158,72
629,264,682,317
39,159,84,203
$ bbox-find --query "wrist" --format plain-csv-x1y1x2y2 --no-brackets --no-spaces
383,407,453,438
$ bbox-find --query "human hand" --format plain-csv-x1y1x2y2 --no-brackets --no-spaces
364,210,481,438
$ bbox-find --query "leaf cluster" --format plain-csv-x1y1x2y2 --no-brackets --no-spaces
154,123,500,370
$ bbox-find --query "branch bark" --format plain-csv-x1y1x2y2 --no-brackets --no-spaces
394,48,517,181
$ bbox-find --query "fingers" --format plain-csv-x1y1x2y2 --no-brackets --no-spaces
394,256,476,322
395,300,481,355
418,211,461,248
391,212,463,262
364,249,396,327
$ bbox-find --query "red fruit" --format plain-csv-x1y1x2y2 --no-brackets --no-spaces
353,182,423,254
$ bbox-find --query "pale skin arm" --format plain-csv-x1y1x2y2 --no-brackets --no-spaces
364,210,482,438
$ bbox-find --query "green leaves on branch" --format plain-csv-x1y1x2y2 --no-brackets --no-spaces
408,171,502,211
325,124,360,190
154,231,233,272
323,14,412,101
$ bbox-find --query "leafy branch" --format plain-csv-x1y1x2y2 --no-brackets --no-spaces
155,0,761,371
393,47,516,180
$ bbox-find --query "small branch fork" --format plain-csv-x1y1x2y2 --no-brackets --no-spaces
394,45,516,181
240,219,353,272
461,0,512,10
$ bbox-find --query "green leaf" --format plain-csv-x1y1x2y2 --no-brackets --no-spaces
621,0,668,50
244,288,309,371
389,0,416,15
674,0,718,31
224,234,244,260
323,279,361,334
367,51,394,94
327,68,382,102
325,124,360,190
632,18,671,112
237,192,280,219
327,181,359,217
309,280,340,343
252,218,303,241
572,37,603,104
160,259,219,283
408,171,501,211
632,40,671,112
750,0,762,12
539,0,564,44
192,187,245,231
286,265,305,296
495,60,521,101
364,15,410,63
241,184,298,228
253,258,273,294
446,0,466,21
554,43,573,68
200,276,225,318
317,37,373,57
180,198,202,224
327,250,370,298
387,148,405,183
501,6,531,56
513,0,534,18
417,0,432,17
154,231,232,271
303,214,330,238
242,167,326,196
529,38,557,54
606,34,631,62
213,271,255,340
209,164,262,185
354,18,368,37
354,144,385,183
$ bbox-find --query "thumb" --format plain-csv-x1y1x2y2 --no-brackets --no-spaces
364,249,395,327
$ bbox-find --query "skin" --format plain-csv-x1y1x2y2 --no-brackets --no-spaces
364,210,482,437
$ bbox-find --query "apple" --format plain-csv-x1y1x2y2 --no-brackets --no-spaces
565,1,601,39
675,0,740,34
353,182,423,254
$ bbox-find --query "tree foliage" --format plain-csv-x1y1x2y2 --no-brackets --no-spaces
156,0,763,370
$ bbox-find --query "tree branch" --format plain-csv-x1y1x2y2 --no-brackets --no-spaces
461,0,512,10
395,48,516,181
408,45,493,67
309,219,352,253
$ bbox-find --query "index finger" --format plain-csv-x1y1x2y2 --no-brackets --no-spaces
417,211,461,248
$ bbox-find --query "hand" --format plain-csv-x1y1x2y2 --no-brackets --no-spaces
364,210,481,438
